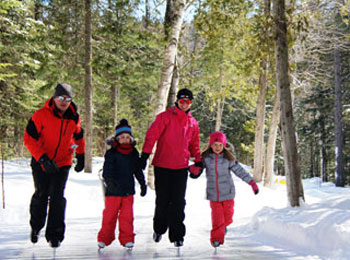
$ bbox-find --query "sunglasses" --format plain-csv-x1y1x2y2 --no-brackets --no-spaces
57,96,72,102
178,99,192,105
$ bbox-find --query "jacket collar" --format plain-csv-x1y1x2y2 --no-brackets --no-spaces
170,105,192,118
45,98,79,121
209,152,223,159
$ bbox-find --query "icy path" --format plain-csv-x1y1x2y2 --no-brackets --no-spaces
0,159,323,259
1,218,308,260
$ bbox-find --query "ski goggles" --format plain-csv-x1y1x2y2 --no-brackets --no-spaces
178,99,192,105
57,96,72,102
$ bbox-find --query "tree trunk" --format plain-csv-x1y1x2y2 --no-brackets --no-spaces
166,58,179,109
144,0,150,28
112,84,118,127
154,0,185,116
309,142,314,177
334,48,344,187
147,0,186,189
215,97,225,131
84,0,93,173
254,0,270,183
320,116,328,182
1,143,5,209
253,60,267,182
255,0,270,183
215,66,224,131
263,94,279,187
14,125,24,157
273,0,304,206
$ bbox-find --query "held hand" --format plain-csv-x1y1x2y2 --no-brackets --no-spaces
140,184,147,197
74,153,85,172
39,154,59,174
249,180,259,195
194,161,203,168
138,152,150,170
189,165,203,179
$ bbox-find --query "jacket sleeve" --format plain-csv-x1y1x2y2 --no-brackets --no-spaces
102,150,115,179
142,113,167,154
134,166,146,187
133,149,146,186
23,111,46,161
73,115,85,155
229,160,253,183
188,121,201,162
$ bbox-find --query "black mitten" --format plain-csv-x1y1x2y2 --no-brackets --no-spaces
39,154,59,174
74,153,85,172
140,184,147,197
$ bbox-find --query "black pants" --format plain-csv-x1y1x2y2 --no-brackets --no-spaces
29,158,70,242
153,167,188,242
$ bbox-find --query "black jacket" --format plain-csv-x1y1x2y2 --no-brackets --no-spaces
102,147,145,196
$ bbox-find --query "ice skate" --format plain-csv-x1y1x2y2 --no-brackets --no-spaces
123,242,134,250
30,230,39,244
98,241,106,249
153,232,162,243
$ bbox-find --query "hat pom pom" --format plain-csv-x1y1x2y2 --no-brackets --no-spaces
119,119,128,125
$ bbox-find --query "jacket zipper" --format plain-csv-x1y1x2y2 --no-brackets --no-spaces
53,118,64,160
215,154,219,201
63,120,69,136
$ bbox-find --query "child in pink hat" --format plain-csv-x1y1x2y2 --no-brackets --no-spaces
190,131,259,248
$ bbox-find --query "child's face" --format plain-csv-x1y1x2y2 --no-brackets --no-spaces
117,133,132,144
211,142,224,154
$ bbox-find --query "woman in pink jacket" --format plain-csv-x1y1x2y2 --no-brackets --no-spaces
138,88,202,247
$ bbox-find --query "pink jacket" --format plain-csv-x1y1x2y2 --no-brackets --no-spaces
142,106,201,169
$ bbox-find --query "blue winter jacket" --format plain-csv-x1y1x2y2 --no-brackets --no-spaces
103,147,145,197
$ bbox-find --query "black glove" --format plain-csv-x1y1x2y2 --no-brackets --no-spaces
74,153,85,172
138,152,150,170
39,154,59,174
140,184,147,197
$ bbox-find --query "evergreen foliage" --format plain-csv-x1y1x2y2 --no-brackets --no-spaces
0,0,349,185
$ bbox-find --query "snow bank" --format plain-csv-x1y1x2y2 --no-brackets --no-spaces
251,178,350,260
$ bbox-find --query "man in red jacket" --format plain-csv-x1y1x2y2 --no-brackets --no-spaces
139,88,202,247
23,83,85,248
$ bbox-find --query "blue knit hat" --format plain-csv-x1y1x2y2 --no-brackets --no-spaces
115,119,132,138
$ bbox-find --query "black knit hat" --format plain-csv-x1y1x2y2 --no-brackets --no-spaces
114,119,132,138
176,88,193,100
53,83,74,98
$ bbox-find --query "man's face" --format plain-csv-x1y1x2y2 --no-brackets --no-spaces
53,95,72,113
177,98,192,112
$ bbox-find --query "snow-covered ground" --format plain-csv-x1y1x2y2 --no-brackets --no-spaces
0,158,349,260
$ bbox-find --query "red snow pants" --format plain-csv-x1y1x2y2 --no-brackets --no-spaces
97,195,135,246
210,199,234,245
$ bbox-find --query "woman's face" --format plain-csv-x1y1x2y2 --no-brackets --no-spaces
211,142,224,155
177,98,192,112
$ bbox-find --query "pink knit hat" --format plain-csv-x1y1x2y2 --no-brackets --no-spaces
209,131,227,146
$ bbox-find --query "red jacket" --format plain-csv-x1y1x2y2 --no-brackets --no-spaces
142,106,201,169
24,98,85,167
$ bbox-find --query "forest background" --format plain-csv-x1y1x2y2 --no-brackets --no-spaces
1,0,350,193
